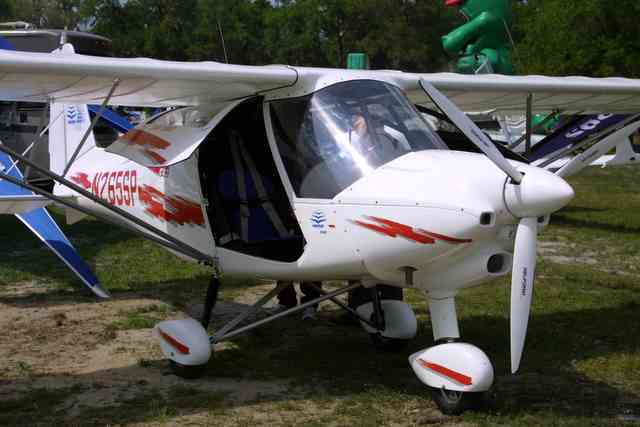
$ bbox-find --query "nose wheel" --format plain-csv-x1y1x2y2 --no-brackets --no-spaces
429,387,488,415
408,293,494,415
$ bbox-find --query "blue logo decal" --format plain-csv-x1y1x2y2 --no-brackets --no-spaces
310,211,327,231
66,105,85,125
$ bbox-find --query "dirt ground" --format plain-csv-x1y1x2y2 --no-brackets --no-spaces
0,281,304,426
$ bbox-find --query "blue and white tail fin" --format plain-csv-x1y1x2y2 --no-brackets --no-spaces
50,101,98,189
49,44,104,195
0,151,109,298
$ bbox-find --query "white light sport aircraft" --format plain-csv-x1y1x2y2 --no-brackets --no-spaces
1,44,640,415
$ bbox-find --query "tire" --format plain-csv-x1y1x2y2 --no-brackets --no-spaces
429,387,487,415
369,333,410,352
169,360,207,379
348,284,403,309
352,285,413,351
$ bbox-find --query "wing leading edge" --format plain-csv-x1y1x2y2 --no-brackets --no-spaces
396,72,640,114
0,45,298,107
1,47,640,113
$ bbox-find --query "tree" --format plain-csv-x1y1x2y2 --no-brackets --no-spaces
84,0,198,60
0,0,16,21
6,0,85,29
189,0,272,64
6,0,639,78
263,0,458,71
513,0,640,77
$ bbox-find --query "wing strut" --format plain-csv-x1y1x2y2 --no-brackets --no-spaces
62,78,120,177
0,150,110,298
508,109,561,151
525,94,533,153
0,142,217,267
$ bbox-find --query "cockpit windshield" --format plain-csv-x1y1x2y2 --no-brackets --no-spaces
269,80,447,199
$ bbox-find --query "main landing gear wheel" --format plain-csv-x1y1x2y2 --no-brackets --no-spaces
351,284,417,352
429,387,488,415
348,283,403,308
156,277,219,380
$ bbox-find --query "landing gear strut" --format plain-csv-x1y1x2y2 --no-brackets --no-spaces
156,281,366,380
201,275,221,329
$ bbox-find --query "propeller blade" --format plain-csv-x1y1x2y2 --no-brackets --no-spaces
510,216,538,373
419,78,524,184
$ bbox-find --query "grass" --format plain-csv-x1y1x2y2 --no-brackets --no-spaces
72,386,228,426
0,209,212,295
0,386,84,426
111,304,174,331
0,166,639,425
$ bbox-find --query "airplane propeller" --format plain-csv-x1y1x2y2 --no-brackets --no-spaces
419,78,574,374
509,216,537,373
419,79,523,184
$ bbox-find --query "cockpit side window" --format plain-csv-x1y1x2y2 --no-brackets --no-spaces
269,80,447,199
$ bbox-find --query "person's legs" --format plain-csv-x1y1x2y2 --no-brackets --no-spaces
300,281,322,304
276,281,297,309
300,281,322,319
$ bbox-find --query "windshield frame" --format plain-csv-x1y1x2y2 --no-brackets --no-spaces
265,79,448,202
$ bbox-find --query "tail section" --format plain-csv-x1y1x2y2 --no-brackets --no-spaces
0,151,109,298
49,43,101,185
49,102,98,179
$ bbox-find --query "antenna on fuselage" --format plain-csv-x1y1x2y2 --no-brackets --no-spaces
217,19,229,63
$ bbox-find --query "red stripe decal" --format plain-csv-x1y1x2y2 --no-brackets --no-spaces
353,216,471,245
158,328,190,355
418,358,472,386
143,149,167,164
70,172,92,189
417,229,472,244
138,185,205,226
119,129,171,165
121,129,171,149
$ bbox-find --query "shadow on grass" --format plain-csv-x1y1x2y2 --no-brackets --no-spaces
457,302,640,418
4,299,637,425
0,213,137,288
0,275,224,314
560,206,608,214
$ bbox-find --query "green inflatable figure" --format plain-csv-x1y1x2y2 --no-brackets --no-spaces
442,0,515,75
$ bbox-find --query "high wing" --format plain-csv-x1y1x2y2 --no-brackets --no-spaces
395,72,640,114
0,47,298,107
1,47,640,112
